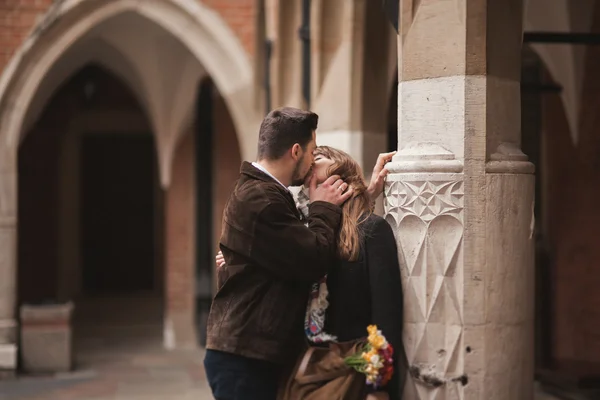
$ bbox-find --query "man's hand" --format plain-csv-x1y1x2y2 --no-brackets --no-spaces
309,174,353,206
216,251,225,268
366,392,389,400
367,151,396,201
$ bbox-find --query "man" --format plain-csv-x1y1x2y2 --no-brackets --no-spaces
204,107,354,400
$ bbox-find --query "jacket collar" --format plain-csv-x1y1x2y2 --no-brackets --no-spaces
241,161,292,188
239,162,299,216
240,161,278,184
251,162,288,191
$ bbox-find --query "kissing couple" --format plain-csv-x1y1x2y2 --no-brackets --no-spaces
204,107,405,400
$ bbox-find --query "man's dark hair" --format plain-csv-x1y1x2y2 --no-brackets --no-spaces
257,107,318,160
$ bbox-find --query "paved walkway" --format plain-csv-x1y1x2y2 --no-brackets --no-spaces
0,346,211,400
0,294,213,400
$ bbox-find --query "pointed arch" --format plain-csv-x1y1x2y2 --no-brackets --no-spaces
0,0,260,168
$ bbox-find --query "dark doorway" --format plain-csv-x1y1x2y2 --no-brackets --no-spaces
80,134,156,294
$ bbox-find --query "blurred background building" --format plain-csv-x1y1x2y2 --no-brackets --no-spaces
0,0,598,398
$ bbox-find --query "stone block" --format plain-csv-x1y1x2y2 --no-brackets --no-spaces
20,302,74,373
0,343,17,375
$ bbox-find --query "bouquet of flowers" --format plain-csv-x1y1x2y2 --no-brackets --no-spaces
344,325,394,389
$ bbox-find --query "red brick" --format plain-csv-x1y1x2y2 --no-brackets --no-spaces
202,0,256,57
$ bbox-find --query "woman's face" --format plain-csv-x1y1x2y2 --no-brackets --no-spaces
312,153,335,184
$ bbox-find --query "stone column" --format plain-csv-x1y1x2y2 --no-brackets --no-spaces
384,1,535,399
311,0,370,168
311,0,396,179
265,0,303,109
0,146,17,374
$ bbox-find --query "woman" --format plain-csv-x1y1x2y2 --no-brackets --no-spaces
217,146,404,400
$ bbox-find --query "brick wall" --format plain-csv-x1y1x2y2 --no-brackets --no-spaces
203,0,256,57
0,0,256,76
0,0,53,73
165,126,197,346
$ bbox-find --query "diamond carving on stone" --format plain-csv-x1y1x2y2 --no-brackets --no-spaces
385,176,465,400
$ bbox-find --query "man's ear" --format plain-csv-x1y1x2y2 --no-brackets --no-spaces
291,143,302,161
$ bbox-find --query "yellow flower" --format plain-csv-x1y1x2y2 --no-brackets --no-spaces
368,334,385,350
363,349,378,363
367,325,388,350
367,325,378,336
375,337,386,349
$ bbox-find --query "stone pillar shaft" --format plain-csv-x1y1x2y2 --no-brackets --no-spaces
0,148,17,372
311,0,393,174
385,0,534,398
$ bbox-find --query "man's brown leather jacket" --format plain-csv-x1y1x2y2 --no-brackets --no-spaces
206,162,341,364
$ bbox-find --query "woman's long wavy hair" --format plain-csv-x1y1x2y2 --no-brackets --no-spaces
314,146,373,262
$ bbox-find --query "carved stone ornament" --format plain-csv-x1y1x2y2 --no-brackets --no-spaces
385,175,466,399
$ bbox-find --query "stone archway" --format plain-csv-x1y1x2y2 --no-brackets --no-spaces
0,0,258,371
0,0,258,162
16,63,167,361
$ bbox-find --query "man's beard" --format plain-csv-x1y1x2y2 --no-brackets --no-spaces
291,160,311,187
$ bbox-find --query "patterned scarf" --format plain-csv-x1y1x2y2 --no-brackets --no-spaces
295,186,338,343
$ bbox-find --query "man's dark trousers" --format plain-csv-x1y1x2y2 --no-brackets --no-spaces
204,349,281,400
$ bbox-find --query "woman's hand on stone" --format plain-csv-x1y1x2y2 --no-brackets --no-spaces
367,151,396,201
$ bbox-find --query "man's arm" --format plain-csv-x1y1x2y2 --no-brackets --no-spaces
248,199,342,282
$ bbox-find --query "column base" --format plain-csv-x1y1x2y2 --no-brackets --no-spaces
0,318,17,377
163,313,198,350
0,343,17,377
